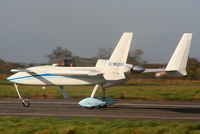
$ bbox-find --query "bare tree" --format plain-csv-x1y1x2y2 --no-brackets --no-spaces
0,59,22,74
95,47,146,65
95,47,113,59
185,57,200,80
128,49,146,65
0,58,5,63
47,46,72,63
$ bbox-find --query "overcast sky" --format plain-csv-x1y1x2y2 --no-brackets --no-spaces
0,0,199,64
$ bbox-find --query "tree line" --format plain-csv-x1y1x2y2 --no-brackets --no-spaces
0,46,200,80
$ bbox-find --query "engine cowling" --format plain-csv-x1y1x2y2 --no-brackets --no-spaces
131,66,145,74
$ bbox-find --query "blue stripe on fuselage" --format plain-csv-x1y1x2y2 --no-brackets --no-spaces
7,74,59,81
7,74,101,82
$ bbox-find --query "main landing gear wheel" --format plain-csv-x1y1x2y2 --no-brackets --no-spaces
99,105,107,108
79,84,118,109
85,107,95,110
22,99,30,107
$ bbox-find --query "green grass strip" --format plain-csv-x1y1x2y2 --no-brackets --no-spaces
0,116,200,134
1,84,200,100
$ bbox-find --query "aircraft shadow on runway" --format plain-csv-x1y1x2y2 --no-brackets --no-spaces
105,106,200,114
144,107,200,114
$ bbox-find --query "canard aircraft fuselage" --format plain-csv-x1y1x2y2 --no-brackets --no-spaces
7,32,192,108
7,64,132,86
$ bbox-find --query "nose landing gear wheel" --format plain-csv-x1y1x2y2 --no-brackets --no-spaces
14,83,30,107
22,99,30,107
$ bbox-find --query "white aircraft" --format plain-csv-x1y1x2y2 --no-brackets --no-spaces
7,32,192,108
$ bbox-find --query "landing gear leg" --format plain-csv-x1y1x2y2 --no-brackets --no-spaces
14,83,30,107
101,86,106,98
90,84,100,98
59,85,68,98
99,85,107,108
100,85,118,108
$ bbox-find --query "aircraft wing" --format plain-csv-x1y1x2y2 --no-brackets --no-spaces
143,68,166,73
48,69,103,76
10,69,33,73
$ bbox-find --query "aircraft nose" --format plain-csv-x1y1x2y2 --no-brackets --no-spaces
7,75,15,82
6,73,20,82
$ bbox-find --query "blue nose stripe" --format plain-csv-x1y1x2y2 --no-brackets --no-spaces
7,74,58,81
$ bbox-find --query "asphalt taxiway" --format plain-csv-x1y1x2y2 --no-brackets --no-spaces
1,98,200,122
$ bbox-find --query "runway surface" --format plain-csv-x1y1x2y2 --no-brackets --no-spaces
1,98,200,122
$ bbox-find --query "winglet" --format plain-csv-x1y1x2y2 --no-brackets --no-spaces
166,33,192,75
103,32,133,80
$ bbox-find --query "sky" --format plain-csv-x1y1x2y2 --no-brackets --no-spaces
0,0,199,64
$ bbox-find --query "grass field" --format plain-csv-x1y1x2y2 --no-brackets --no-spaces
1,116,200,134
1,79,200,134
0,79,200,100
